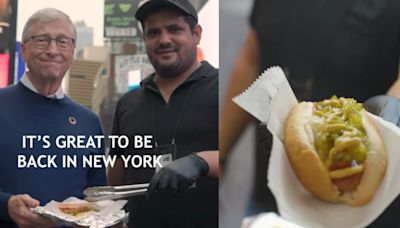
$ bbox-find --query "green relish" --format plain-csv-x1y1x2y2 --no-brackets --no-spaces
312,96,368,169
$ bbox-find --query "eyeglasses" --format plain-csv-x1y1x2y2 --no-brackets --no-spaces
24,34,75,50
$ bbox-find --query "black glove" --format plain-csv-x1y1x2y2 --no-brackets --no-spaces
147,153,209,195
364,95,400,127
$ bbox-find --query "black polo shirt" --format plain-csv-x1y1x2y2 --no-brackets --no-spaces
251,0,400,102
110,61,218,228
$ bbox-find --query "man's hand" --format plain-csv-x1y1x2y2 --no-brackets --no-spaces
8,194,56,228
147,154,209,195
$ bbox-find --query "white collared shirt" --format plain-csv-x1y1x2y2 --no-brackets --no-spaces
20,72,64,99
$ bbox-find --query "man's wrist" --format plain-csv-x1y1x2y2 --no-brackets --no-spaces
0,192,12,222
191,153,209,176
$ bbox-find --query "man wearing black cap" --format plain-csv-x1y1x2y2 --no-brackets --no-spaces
108,0,218,227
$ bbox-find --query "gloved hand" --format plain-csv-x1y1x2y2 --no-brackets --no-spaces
364,95,400,127
147,153,209,195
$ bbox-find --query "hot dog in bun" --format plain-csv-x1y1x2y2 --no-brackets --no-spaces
58,202,97,216
284,96,387,206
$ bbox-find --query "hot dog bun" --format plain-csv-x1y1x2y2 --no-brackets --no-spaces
284,97,387,206
58,202,96,216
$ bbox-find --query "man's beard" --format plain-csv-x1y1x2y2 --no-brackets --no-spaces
150,43,196,79
151,57,183,78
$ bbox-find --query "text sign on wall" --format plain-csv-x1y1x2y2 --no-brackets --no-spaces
104,0,139,38
114,54,153,94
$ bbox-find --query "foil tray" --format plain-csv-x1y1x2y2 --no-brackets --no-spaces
32,197,128,228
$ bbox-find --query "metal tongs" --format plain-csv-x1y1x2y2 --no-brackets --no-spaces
84,183,149,202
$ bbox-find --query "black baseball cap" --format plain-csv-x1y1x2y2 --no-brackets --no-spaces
135,0,198,23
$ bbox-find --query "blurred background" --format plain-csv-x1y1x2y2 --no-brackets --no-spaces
219,0,256,227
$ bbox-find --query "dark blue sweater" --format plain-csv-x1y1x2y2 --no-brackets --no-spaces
0,83,106,226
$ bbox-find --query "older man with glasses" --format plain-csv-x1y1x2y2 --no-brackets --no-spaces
0,8,106,228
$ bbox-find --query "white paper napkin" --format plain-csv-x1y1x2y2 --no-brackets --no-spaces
233,66,400,228
242,212,304,228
